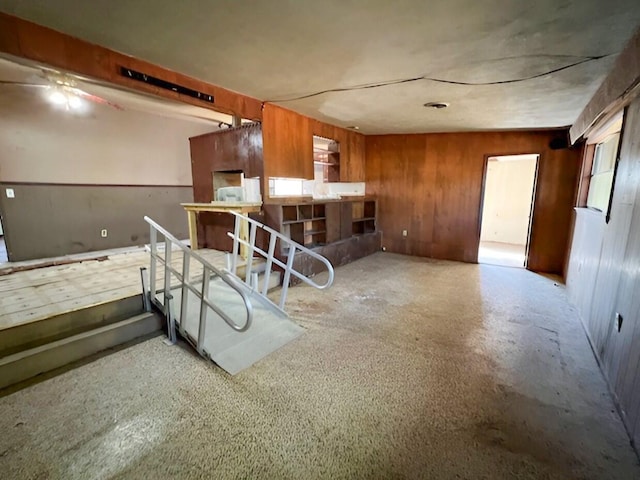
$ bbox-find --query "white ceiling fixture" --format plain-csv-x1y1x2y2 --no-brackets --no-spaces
0,55,238,125
1,0,639,133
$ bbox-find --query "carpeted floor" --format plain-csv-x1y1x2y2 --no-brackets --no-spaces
0,252,638,479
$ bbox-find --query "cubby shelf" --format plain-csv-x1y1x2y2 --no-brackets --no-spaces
265,199,377,253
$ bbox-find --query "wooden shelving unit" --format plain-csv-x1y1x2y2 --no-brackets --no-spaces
276,203,334,249
262,198,380,283
351,200,376,236
264,199,377,252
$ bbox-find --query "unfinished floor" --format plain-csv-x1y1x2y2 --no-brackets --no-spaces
0,247,228,330
1,252,638,479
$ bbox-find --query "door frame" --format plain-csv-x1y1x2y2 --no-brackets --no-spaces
477,153,540,268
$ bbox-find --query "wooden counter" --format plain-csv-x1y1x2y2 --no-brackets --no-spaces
181,202,262,251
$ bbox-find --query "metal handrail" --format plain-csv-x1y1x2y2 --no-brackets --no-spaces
143,216,253,344
226,211,334,310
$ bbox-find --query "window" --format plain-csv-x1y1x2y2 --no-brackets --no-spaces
586,132,620,211
580,111,624,216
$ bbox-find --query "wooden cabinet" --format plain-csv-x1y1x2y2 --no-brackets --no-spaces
263,198,381,281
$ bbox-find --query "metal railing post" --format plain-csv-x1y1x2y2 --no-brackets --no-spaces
163,294,177,346
245,221,257,285
140,267,151,312
149,224,157,303
231,215,240,275
179,251,190,335
197,267,211,355
163,237,173,313
143,215,253,340
262,234,277,296
279,244,297,310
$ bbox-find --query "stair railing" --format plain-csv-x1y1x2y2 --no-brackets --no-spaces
143,216,254,356
226,211,334,311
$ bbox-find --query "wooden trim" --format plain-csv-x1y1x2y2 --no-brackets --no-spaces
570,26,640,143
0,181,192,188
576,143,596,208
0,12,263,120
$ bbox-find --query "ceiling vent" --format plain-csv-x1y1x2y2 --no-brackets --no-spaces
119,67,214,104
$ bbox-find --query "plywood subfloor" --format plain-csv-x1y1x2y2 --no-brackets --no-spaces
0,247,231,331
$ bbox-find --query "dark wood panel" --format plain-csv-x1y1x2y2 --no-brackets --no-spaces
262,104,314,181
340,202,353,240
189,123,264,249
366,130,581,274
325,203,341,243
0,12,262,120
261,105,366,197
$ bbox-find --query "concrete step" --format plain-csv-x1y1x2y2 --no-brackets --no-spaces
0,295,146,358
0,311,162,391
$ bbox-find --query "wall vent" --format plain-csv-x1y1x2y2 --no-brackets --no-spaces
119,67,214,104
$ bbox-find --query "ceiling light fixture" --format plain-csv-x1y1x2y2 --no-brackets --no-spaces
423,102,449,109
67,95,82,109
346,125,360,130
47,87,84,110
48,89,67,105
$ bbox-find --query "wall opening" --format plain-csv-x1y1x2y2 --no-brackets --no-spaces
478,154,539,268
0,212,7,263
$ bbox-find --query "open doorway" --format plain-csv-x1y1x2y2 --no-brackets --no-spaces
0,214,7,263
478,154,539,268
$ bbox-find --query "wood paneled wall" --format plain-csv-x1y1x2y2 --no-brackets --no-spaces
262,104,365,186
189,123,264,249
567,96,640,449
0,12,262,120
366,130,582,274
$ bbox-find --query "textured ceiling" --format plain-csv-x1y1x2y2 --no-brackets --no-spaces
1,0,639,134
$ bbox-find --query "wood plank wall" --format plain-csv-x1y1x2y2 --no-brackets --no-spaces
566,96,640,448
0,12,262,120
189,123,264,249
262,104,365,187
365,130,582,274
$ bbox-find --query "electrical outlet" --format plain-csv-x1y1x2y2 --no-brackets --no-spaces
5,188,15,198
615,312,623,332
101,229,108,238
402,229,408,237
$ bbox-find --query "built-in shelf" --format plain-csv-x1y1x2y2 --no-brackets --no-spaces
262,198,380,283
264,199,377,253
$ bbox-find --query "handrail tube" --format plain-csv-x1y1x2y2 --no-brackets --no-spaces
225,210,334,313
226,232,334,289
230,212,335,274
144,216,253,333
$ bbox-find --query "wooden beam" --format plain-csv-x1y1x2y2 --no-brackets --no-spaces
570,27,640,143
0,12,263,120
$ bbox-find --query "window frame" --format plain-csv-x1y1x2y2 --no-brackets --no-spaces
578,110,626,223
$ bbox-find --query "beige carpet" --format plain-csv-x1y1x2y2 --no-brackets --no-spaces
0,253,637,479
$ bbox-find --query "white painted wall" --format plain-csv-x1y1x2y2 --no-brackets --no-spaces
0,89,216,185
480,156,537,246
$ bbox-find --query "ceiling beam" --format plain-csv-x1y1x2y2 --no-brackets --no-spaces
0,12,263,121
570,26,640,143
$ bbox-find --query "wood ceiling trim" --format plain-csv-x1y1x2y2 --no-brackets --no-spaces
0,12,263,120
570,26,640,144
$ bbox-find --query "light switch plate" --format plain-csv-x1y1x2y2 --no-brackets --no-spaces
6,188,15,198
